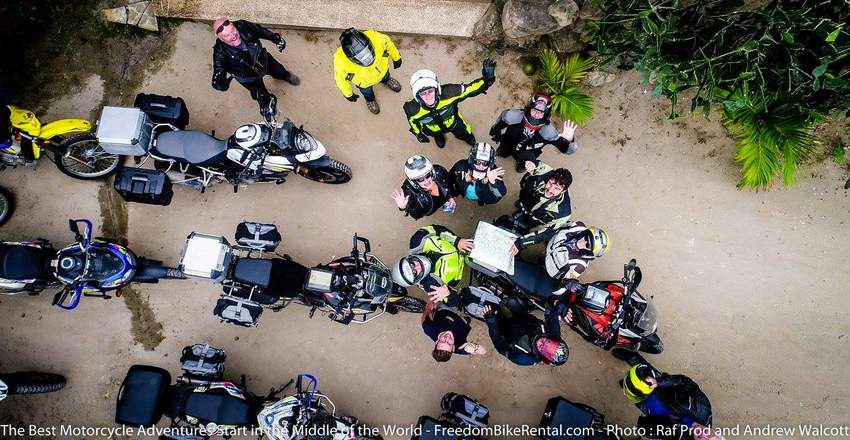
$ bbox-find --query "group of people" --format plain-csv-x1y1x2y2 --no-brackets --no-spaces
208,18,717,440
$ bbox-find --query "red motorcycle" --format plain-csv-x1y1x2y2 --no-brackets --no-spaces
468,257,663,354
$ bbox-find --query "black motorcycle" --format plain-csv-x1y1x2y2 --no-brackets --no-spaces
0,371,66,400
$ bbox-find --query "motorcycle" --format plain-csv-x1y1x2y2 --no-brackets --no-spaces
467,229,663,354
1,105,122,179
98,94,352,194
0,371,66,400
414,393,490,440
0,219,186,310
116,343,381,440
0,186,12,226
179,222,425,327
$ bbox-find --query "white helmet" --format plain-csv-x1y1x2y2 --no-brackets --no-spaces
392,254,432,287
234,123,265,149
410,69,441,103
404,155,434,183
469,142,495,180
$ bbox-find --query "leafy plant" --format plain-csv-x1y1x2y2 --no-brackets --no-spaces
535,49,595,126
833,139,847,164
591,0,850,189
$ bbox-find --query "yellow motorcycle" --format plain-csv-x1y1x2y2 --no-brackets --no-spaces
1,106,122,180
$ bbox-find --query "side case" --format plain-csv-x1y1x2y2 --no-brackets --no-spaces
538,396,612,440
115,365,171,427
113,167,174,206
134,93,190,129
213,296,263,327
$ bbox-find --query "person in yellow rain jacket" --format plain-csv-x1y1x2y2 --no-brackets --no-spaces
333,28,402,115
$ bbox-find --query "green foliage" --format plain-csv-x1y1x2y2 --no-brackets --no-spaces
833,139,847,164
591,0,850,190
535,49,595,126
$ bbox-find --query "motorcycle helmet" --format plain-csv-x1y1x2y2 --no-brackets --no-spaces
404,155,435,184
391,254,432,287
586,227,610,258
234,123,268,149
623,364,657,403
534,336,569,366
524,93,553,127
410,69,441,107
340,28,375,67
467,142,495,180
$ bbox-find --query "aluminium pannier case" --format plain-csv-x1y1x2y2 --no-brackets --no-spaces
134,93,190,129
115,365,171,427
235,222,281,251
538,396,611,440
180,342,226,378
214,296,263,327
179,232,232,281
113,167,173,205
97,106,153,156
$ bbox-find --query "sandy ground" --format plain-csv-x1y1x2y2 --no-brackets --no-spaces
1,22,849,439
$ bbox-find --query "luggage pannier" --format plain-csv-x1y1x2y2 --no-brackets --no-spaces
213,296,263,327
538,396,610,440
180,233,232,281
441,392,489,428
113,167,173,206
115,365,171,427
180,342,226,378
134,93,190,129
97,106,153,156
235,222,281,251
460,286,502,320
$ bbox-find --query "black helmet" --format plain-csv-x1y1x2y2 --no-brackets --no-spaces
524,93,553,127
340,28,375,67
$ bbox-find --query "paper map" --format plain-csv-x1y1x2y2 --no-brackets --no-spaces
469,221,518,275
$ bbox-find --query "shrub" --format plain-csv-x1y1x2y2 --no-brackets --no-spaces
535,49,596,126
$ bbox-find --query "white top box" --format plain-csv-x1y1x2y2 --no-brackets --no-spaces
180,233,232,280
96,106,151,155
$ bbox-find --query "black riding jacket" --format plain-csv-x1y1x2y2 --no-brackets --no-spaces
399,165,454,220
212,20,282,89
485,308,562,366
449,160,507,205
514,164,572,249
489,109,576,155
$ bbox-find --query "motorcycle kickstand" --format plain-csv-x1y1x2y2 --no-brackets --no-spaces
308,305,318,319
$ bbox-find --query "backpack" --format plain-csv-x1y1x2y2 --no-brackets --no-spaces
460,286,501,320
440,392,489,428
179,342,226,378
235,222,281,251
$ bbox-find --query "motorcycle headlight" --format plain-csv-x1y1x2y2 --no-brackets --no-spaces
634,299,659,335
293,131,318,153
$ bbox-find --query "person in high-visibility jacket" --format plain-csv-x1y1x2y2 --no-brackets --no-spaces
333,28,402,115
391,225,473,306
403,59,497,149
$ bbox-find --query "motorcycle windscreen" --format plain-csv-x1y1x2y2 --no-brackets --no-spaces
633,299,659,335
364,268,393,303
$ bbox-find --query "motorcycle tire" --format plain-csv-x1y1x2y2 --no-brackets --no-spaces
54,133,123,180
391,295,426,313
638,334,664,354
296,159,352,184
0,372,66,395
0,187,13,226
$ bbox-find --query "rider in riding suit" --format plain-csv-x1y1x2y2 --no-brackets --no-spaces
623,363,714,440
404,59,497,149
489,93,579,172
391,225,474,306
392,155,456,219
334,28,402,114
482,304,569,366
544,222,609,281
449,142,507,206
503,162,573,254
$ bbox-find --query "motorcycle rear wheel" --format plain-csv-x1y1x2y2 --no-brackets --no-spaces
0,187,12,226
0,372,66,395
296,159,352,184
391,295,426,313
55,133,123,180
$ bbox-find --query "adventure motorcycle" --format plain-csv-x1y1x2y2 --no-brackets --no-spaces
468,243,663,354
1,105,122,179
0,186,12,226
116,343,381,440
97,94,352,195
179,222,425,327
0,371,66,400
0,219,185,310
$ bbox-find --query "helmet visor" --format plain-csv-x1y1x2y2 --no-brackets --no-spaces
349,40,375,66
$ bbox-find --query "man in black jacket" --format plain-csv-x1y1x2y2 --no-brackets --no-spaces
392,155,456,220
482,304,569,367
211,18,299,111
450,142,507,206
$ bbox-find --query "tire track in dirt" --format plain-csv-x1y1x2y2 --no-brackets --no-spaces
98,181,164,350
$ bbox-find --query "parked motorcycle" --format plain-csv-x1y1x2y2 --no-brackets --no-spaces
0,186,12,226
1,105,122,179
414,393,490,440
179,222,425,327
468,237,663,354
0,371,66,400
0,219,185,310
97,93,352,197
115,342,381,440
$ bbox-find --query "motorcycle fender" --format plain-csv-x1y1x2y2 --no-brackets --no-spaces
298,156,332,172
39,119,92,142
0,280,28,294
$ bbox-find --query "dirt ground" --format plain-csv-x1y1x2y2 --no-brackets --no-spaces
1,22,849,439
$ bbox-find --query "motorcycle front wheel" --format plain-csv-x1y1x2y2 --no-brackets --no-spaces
0,372,66,395
296,159,352,184
55,133,123,180
390,295,426,313
0,187,13,226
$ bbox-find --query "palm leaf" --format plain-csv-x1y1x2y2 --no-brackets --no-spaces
538,49,564,93
536,49,596,126
562,53,595,84
553,90,595,126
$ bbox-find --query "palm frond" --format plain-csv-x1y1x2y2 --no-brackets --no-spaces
553,90,595,126
536,49,596,126
562,53,595,84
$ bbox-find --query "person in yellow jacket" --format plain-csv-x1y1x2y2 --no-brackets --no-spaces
333,28,402,114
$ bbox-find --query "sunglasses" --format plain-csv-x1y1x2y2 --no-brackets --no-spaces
473,159,489,167
415,174,433,183
215,20,231,34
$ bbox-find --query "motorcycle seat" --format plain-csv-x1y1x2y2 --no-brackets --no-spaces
233,258,273,288
508,259,559,299
0,244,53,280
154,130,227,166
169,385,257,427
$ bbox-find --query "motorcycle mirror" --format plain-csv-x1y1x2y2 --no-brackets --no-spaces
354,235,371,254
68,219,80,237
627,259,637,270
632,267,643,290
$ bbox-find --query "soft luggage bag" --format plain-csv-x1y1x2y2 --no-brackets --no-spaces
113,167,174,206
180,342,226,378
235,222,281,251
459,286,502,320
213,296,263,327
134,93,189,129
538,396,611,440
115,365,171,427
441,392,489,428
413,416,460,440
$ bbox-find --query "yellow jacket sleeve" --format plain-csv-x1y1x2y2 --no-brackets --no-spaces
333,51,355,98
381,32,401,62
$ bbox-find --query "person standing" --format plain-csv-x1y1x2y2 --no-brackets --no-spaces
404,59,497,149
334,28,403,114
489,93,579,172
392,155,457,219
421,301,486,362
211,18,299,116
450,142,507,206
